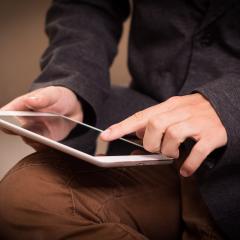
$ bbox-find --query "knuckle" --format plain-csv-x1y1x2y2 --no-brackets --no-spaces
166,126,178,139
110,123,120,131
167,96,180,105
194,143,210,157
132,111,145,121
168,96,180,102
143,140,159,153
213,124,227,138
181,106,193,116
148,118,161,130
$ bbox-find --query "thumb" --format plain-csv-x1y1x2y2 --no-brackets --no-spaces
24,87,60,111
24,95,50,110
1,87,59,112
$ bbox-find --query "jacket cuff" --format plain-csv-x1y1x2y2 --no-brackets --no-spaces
30,77,108,126
193,74,240,172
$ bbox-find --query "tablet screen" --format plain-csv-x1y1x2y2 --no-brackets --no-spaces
0,113,150,157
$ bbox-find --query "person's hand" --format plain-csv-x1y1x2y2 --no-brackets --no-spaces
100,93,227,177
0,86,83,150
1,86,83,121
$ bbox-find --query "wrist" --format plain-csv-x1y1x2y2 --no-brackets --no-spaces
55,86,96,125
56,86,84,122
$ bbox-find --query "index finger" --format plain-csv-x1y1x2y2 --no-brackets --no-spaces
101,110,149,141
100,101,171,141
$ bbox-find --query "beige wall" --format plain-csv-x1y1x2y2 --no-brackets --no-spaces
0,0,130,107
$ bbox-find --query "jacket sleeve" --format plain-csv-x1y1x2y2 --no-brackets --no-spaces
30,0,130,124
194,73,240,170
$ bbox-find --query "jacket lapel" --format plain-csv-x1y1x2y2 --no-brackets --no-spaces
196,0,236,33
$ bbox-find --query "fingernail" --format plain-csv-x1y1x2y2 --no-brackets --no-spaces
180,169,189,177
101,128,111,138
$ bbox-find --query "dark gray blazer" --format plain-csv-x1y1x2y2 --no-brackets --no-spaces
32,0,240,238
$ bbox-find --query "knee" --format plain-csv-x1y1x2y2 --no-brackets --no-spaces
0,167,27,228
0,152,73,229
0,160,40,237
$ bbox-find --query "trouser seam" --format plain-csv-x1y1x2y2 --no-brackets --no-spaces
115,223,146,240
66,176,77,216
97,186,169,215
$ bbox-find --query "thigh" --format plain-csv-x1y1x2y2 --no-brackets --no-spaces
177,147,224,240
70,161,181,240
181,176,224,240
0,150,181,240
0,150,150,240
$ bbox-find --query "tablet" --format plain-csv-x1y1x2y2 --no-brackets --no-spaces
0,111,173,167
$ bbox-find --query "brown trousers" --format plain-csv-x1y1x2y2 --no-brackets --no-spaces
0,150,223,240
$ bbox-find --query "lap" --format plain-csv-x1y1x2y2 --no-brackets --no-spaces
0,150,180,240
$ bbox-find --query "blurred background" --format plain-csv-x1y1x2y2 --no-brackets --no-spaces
0,0,131,179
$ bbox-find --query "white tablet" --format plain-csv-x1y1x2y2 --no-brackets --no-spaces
0,111,173,167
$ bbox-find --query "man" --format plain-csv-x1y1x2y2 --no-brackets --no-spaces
0,0,239,239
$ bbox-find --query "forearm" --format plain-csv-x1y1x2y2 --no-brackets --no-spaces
31,0,130,124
